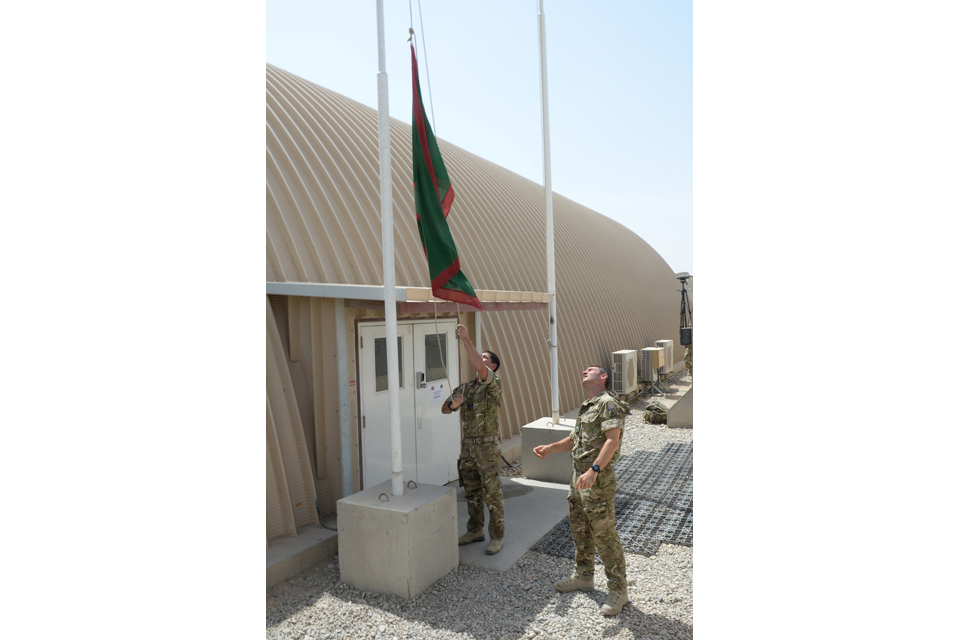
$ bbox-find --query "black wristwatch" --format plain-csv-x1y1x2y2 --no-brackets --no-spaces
591,464,600,473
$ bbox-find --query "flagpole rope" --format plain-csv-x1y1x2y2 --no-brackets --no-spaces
431,298,463,441
456,304,463,441
432,298,451,389
407,4,417,60
415,0,437,132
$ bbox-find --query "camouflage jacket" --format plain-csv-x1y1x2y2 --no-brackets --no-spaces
572,390,627,465
446,367,503,438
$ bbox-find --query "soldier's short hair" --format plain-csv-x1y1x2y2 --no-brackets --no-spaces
589,364,611,389
484,350,501,372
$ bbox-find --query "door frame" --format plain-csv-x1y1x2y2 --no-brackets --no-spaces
355,314,461,489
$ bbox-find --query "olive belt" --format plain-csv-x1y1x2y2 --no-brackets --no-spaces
462,435,500,444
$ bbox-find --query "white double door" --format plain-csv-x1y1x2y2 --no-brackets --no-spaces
358,320,461,488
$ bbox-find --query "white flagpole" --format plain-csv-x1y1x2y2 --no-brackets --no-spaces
538,0,560,424
377,0,403,496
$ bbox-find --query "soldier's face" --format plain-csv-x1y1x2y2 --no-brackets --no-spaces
482,352,494,370
582,366,604,387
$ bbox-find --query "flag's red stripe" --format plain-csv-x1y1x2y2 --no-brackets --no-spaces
411,47,441,197
440,185,455,217
433,286,484,311
432,257,461,290
411,46,455,216
412,183,452,222
430,259,483,310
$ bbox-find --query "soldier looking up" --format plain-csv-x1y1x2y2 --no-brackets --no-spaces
442,323,505,555
533,364,630,615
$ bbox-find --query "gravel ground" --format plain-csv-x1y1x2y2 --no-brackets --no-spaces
267,372,693,640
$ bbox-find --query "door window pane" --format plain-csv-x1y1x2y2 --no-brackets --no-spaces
374,336,403,392
424,333,448,382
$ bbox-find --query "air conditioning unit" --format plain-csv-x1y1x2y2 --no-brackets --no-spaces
611,350,639,395
640,347,665,382
655,340,674,373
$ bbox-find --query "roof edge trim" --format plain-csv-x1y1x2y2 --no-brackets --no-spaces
266,282,554,304
266,282,409,301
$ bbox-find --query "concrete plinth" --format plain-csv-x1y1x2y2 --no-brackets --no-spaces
337,481,458,600
668,387,693,428
521,417,576,484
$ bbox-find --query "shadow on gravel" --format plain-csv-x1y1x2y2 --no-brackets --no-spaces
267,552,691,640
550,586,692,639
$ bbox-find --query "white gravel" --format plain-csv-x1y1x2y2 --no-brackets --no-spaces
267,373,694,640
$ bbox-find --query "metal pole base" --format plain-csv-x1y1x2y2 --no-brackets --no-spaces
643,379,666,397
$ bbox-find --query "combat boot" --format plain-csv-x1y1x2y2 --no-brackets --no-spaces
600,588,629,615
458,530,484,545
485,538,503,555
554,574,594,593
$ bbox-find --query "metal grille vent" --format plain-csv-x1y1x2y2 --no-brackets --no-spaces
639,347,659,382
611,350,638,395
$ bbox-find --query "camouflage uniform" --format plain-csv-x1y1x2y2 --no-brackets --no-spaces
446,367,504,539
684,345,692,378
568,390,627,591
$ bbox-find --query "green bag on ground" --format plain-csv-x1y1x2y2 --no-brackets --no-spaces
643,400,669,424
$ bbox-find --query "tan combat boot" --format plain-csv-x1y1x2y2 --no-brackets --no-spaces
485,538,503,555
600,588,629,615
458,530,484,545
554,574,595,593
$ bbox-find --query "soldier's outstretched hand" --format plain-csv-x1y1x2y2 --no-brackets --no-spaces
533,444,549,459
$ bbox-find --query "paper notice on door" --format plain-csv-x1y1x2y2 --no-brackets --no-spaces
430,383,444,402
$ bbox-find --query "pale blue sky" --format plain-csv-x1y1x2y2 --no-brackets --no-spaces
266,0,692,274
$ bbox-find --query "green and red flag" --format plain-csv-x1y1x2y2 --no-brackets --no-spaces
411,45,483,311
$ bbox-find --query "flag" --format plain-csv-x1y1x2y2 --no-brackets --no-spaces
411,45,483,311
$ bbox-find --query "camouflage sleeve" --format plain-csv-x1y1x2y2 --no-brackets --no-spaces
444,383,465,406
478,366,495,386
600,397,624,431
483,370,503,406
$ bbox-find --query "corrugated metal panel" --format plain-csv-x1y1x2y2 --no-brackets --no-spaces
266,63,683,435
266,395,296,541
266,297,319,541
268,294,289,357
267,292,335,515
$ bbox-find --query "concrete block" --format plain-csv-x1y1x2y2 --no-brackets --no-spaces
521,417,576,484
337,481,458,600
667,387,693,428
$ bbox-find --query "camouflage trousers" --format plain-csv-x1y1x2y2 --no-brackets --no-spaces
567,465,627,591
461,441,504,539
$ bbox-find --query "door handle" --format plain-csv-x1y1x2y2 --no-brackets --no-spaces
416,371,426,388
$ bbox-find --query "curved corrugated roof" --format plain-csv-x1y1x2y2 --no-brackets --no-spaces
266,63,685,430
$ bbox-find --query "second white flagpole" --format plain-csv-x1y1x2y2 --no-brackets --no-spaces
538,0,560,425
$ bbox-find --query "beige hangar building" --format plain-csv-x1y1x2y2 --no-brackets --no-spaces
266,63,687,548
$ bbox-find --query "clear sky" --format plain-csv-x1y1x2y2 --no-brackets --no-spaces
266,0,692,275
